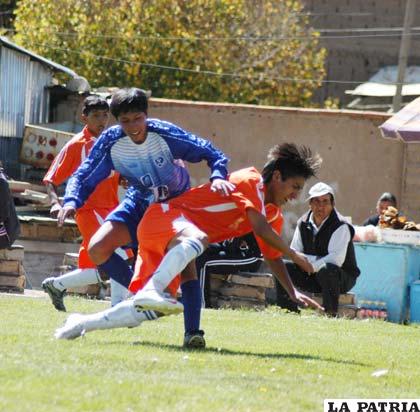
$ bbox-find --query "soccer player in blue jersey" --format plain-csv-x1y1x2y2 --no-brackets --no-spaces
45,88,234,348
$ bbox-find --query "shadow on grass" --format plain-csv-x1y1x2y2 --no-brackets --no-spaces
97,339,369,367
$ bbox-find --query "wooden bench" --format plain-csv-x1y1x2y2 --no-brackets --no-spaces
209,271,274,310
302,292,358,318
0,245,26,293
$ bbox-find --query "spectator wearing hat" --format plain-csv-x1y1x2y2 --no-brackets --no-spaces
363,192,397,226
276,182,360,316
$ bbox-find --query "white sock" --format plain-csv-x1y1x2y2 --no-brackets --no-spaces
53,268,101,291
143,237,205,293
81,299,158,332
110,278,131,306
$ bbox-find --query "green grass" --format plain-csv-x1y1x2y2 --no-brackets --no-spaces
1,295,419,412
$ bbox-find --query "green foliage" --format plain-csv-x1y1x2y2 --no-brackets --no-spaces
1,295,420,411
12,0,326,107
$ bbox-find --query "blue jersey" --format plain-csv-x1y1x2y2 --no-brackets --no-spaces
64,118,229,209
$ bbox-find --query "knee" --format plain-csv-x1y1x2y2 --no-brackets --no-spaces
168,232,209,252
316,264,341,281
195,233,209,250
88,237,112,264
322,263,340,274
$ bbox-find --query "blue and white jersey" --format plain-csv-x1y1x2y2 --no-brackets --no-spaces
64,118,229,209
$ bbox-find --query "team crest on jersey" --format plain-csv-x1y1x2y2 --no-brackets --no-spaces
140,174,153,188
154,156,165,167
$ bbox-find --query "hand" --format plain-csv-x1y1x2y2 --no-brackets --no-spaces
291,251,315,274
57,205,76,227
290,289,324,312
119,176,129,190
49,202,62,218
210,178,236,196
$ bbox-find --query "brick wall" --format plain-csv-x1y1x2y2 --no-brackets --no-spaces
302,0,420,105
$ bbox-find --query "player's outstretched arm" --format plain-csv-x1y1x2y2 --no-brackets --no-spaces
247,209,314,273
265,257,324,312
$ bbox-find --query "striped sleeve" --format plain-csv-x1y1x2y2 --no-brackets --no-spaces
63,128,118,209
148,119,229,181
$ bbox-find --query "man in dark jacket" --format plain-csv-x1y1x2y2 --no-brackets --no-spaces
276,182,360,316
0,164,20,249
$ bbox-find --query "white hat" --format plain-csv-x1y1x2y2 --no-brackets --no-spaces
307,182,335,200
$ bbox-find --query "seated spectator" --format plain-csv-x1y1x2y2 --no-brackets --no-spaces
195,232,263,307
0,162,20,249
276,182,360,316
363,192,397,226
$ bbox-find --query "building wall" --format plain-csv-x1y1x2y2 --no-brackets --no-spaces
0,44,52,177
301,0,420,105
149,98,420,237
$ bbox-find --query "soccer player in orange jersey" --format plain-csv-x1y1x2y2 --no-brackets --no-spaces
42,96,130,310
56,143,323,346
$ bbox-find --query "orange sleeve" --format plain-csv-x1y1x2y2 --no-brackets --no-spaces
43,140,82,186
229,176,265,216
230,171,284,260
255,206,284,260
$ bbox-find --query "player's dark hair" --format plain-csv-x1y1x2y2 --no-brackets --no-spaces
262,143,322,183
82,95,109,116
110,88,148,118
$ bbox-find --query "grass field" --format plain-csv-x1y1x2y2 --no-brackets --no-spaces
1,294,419,412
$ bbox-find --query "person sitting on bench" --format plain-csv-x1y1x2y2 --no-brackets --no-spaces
276,182,360,316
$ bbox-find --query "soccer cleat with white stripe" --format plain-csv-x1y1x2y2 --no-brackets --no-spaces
54,314,86,340
133,289,184,315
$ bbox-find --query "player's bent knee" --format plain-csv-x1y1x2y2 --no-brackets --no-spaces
88,241,111,264
88,233,118,263
88,222,131,264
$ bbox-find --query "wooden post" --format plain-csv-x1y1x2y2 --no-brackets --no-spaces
392,0,416,112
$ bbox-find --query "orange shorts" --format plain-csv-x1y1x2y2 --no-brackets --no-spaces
129,204,193,296
75,207,133,269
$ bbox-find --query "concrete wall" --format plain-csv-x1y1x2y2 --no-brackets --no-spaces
148,98,420,238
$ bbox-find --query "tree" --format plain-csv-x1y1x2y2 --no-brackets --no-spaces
12,0,326,107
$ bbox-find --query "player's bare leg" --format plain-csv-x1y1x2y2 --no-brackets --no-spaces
89,221,133,304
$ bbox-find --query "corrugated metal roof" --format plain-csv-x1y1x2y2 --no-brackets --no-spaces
0,35,77,77
346,66,420,97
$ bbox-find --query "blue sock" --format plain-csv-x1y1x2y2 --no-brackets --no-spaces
98,253,133,289
181,279,202,334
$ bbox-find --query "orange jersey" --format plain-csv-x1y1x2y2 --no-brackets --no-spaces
152,167,283,259
130,168,283,294
43,126,120,210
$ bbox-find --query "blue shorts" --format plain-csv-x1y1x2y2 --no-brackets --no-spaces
105,197,149,247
